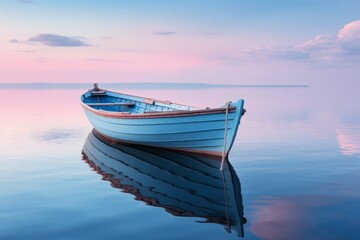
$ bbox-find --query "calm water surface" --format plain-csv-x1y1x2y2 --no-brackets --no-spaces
0,85,359,240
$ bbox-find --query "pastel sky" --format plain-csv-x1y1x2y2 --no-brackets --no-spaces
1,0,360,84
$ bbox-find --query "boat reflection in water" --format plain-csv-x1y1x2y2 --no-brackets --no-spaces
82,129,247,237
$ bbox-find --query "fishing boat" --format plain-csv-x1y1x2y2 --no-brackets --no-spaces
80,83,246,157
82,129,247,237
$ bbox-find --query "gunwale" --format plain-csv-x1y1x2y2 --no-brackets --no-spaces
80,89,237,119
81,100,236,119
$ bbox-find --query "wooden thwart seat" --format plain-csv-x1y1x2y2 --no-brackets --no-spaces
87,102,136,107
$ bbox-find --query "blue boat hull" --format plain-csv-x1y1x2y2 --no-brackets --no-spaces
81,86,245,156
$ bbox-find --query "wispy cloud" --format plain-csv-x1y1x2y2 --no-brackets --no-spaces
101,36,115,40
86,58,120,62
208,47,309,66
202,32,220,35
261,47,310,61
28,34,91,47
36,57,49,62
154,31,178,35
15,50,36,53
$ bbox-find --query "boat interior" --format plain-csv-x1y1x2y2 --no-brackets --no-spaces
83,90,198,114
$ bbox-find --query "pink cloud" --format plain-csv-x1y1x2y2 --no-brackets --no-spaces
297,20,360,62
224,20,360,65
338,20,360,51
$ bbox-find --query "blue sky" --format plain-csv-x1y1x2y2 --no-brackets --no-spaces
1,0,360,84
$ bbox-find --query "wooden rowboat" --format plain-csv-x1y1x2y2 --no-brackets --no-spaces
81,83,246,157
82,129,247,237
